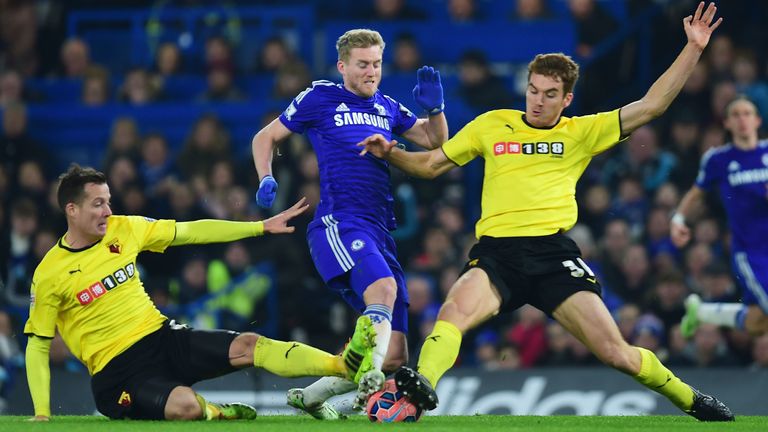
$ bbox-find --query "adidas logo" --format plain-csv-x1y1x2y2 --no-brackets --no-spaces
336,103,350,112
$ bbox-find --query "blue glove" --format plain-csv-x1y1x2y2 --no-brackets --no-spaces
256,175,278,208
413,66,444,115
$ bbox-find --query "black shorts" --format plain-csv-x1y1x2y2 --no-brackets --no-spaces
91,320,239,420
460,233,602,316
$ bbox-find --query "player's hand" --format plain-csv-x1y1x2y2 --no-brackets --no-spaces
670,218,691,248
412,66,444,115
262,197,309,234
256,175,278,209
358,133,398,158
683,2,722,51
28,415,50,421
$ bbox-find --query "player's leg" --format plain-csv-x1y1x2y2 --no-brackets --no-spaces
397,267,503,411
164,385,258,420
553,291,733,421
682,252,768,336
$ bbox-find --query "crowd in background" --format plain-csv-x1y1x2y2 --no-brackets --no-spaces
2,0,768,410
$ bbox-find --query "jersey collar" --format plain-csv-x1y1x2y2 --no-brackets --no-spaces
522,114,561,130
58,235,101,252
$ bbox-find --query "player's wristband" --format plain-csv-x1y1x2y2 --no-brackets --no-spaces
671,212,686,226
428,102,445,115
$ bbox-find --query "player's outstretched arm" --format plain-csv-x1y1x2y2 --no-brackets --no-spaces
26,335,52,421
358,133,455,179
262,197,309,234
403,66,449,150
619,2,721,135
252,118,293,209
670,185,705,248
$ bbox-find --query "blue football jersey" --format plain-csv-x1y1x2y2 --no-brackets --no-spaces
279,80,417,230
696,139,768,252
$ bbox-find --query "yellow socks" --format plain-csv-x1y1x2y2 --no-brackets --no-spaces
633,347,694,410
252,336,345,378
416,320,463,387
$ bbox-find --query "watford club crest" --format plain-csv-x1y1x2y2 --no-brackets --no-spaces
107,239,121,254
118,390,132,407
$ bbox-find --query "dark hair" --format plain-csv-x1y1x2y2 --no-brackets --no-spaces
56,164,107,211
528,53,580,94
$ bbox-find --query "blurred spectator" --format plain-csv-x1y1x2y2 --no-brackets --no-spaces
177,113,231,190
631,314,667,360
391,33,422,74
138,132,177,199
706,34,735,83
166,182,209,221
59,38,93,79
197,63,245,103
105,156,140,212
541,321,573,366
689,324,741,367
578,184,611,238
510,0,553,21
597,219,632,293
732,50,768,121
0,1,39,76
473,329,500,369
667,62,711,125
447,0,480,23
173,256,210,306
0,69,24,107
118,67,161,105
609,176,648,237
616,243,652,305
648,271,688,331
505,305,547,367
601,125,677,195
154,42,183,78
103,116,141,168
1,103,48,185
692,217,724,259
15,160,50,208
4,198,39,309
653,182,680,213
698,262,740,303
645,207,677,269
273,60,312,101
205,35,235,73
457,50,512,111
683,242,714,293
201,160,237,219
709,80,737,125
359,0,426,21
254,36,293,74
615,303,641,342
81,66,111,106
410,227,457,274
666,111,702,189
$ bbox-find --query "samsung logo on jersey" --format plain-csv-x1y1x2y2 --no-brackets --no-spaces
728,167,768,186
334,112,390,130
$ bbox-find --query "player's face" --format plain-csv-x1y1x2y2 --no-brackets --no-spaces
724,100,762,142
338,46,383,98
69,182,113,242
525,73,573,128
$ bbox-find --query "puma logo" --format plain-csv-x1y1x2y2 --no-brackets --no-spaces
505,124,515,132
586,277,596,284
285,343,300,358
428,335,441,343
69,266,82,275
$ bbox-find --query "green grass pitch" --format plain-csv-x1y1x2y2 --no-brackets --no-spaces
1,415,766,431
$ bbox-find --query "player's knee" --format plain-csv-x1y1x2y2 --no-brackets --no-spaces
744,310,768,335
229,332,259,365
165,390,203,420
382,352,408,373
365,279,398,306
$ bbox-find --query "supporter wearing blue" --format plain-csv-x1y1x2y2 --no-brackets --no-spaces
672,96,768,336
251,29,447,418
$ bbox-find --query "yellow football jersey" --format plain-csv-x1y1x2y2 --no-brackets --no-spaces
24,215,176,375
443,109,624,238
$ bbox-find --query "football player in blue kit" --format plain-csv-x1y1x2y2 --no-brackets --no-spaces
251,28,448,418
673,96,768,337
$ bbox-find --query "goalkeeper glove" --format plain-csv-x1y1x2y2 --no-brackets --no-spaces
412,66,444,115
256,175,278,208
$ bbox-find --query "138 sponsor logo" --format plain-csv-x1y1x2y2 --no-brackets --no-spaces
494,141,564,157
76,262,136,305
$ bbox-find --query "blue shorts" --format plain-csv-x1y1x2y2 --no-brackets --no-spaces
732,251,768,313
307,214,409,332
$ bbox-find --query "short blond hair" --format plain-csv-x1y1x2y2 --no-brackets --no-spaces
528,53,580,94
336,29,385,63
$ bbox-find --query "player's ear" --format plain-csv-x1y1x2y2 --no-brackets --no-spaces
65,202,77,218
336,60,345,75
563,92,574,109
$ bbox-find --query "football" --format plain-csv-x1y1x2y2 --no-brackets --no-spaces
366,379,424,423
